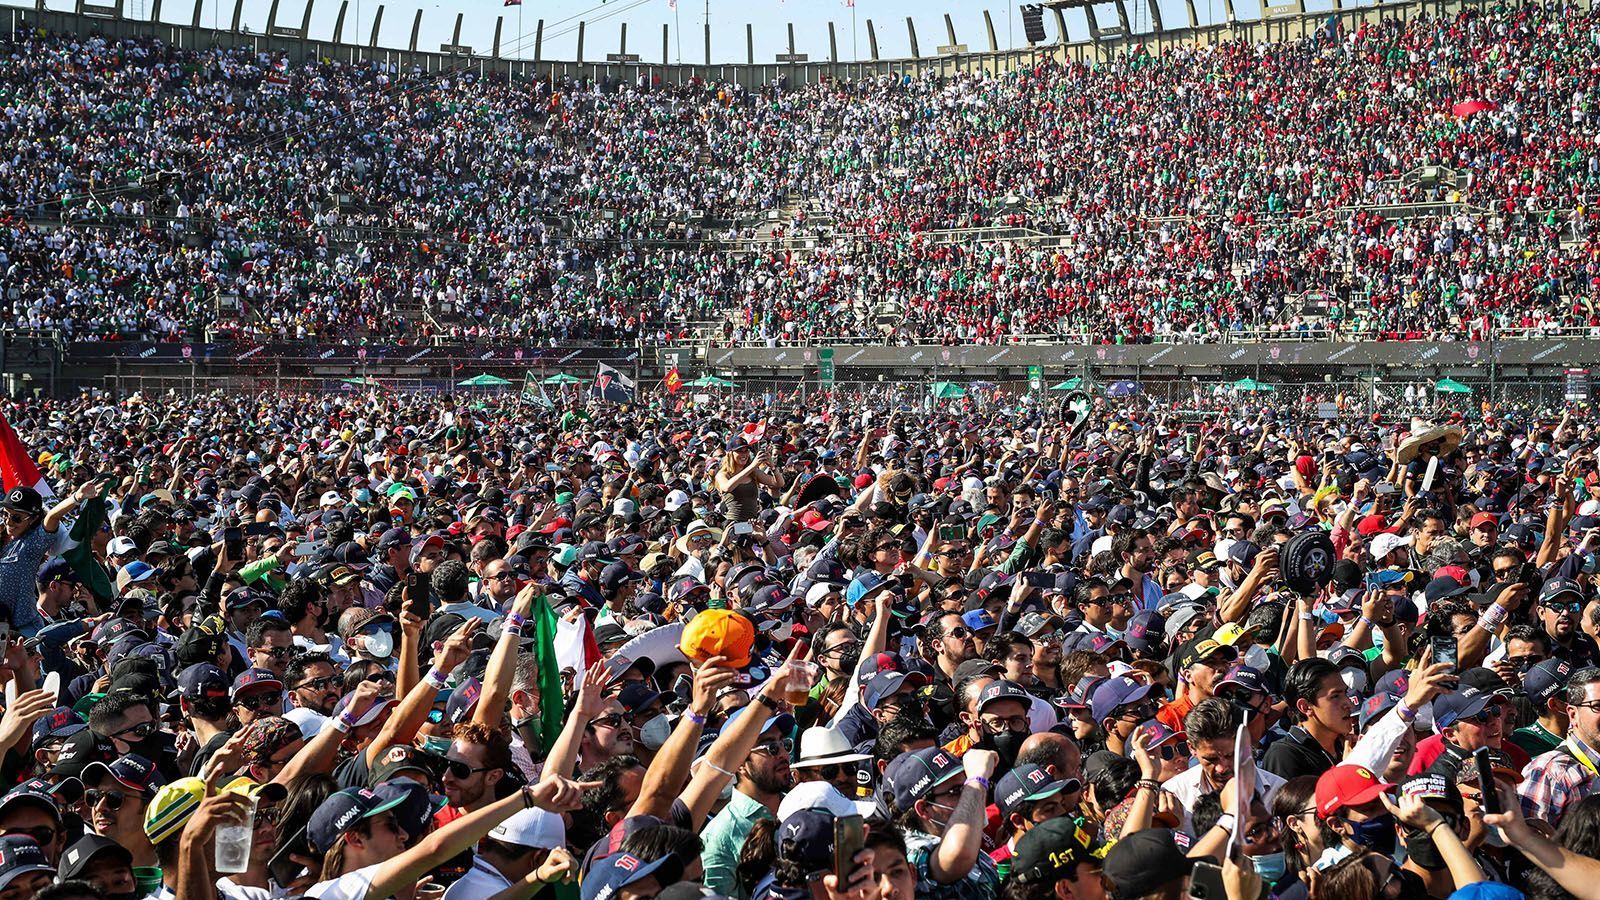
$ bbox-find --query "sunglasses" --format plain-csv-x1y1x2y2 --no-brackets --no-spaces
587,714,627,731
1156,740,1192,761
235,692,282,712
294,675,340,692
751,738,794,757
2,826,55,847
444,759,496,780
253,646,293,659
87,789,127,810
1543,601,1583,614
1461,704,1503,725
945,627,972,640
111,720,158,741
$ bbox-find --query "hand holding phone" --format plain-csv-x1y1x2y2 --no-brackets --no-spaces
1430,636,1458,673
832,815,865,887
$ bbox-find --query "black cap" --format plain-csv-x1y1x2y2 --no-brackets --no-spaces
1011,817,1107,884
1101,830,1193,896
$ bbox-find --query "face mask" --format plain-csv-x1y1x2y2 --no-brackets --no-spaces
363,629,394,659
1249,851,1287,883
1244,644,1272,672
639,714,673,750
983,730,1027,772
419,736,451,754
1348,813,1398,856
1341,669,1369,695
1401,826,1446,870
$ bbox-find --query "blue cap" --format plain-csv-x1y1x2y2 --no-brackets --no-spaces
36,558,77,587
30,709,85,744
230,668,283,700
774,808,837,875
444,678,482,725
307,787,409,854
1089,676,1152,723
1433,688,1493,729
177,664,230,702
976,680,1033,714
994,764,1070,821
582,853,683,900
961,609,998,632
883,746,964,813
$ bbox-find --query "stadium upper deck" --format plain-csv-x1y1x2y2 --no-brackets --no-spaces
3,0,1600,346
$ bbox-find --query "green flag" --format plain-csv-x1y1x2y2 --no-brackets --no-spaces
530,593,566,754
63,486,113,604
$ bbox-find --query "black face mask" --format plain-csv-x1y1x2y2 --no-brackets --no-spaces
980,730,1027,773
1402,826,1447,870
1346,812,1398,857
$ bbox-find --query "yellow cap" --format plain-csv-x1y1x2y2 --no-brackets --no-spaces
145,777,206,844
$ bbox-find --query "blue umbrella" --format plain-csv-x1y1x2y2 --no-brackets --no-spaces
1106,381,1141,398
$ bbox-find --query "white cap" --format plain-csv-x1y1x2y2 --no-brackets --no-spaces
108,536,137,556
1370,532,1413,561
320,491,344,507
282,707,327,741
664,490,690,512
775,781,876,822
804,582,841,606
488,806,566,849
613,498,637,518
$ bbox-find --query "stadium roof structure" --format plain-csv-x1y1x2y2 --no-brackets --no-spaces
23,0,1411,89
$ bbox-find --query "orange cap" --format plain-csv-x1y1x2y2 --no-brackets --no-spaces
678,610,756,669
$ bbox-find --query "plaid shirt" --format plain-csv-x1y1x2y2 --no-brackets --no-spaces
1519,740,1600,826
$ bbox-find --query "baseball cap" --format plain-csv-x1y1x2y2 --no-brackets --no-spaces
1432,688,1494,729
883,747,964,813
57,834,132,882
1010,817,1108,884
487,806,566,850
1540,578,1585,607
1101,830,1193,897
1371,532,1414,561
231,667,284,699
773,808,837,876
143,777,206,844
677,610,756,668
308,787,409,853
1177,636,1238,671
177,663,231,702
29,708,85,744
83,753,164,796
862,671,929,710
976,680,1033,714
1524,659,1573,706
1315,764,1395,819
1089,676,1152,723
0,835,52,889
582,853,683,900
994,765,1071,821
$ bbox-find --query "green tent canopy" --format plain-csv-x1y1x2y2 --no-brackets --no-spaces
930,381,967,399
1050,377,1083,391
688,375,737,388
541,373,585,385
457,374,512,387
1232,377,1276,393
1435,378,1473,395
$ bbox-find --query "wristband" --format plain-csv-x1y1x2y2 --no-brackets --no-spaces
968,776,991,791
1214,813,1237,834
507,613,528,629
1478,603,1509,633
1360,616,1376,628
754,692,781,711
706,760,736,777
1032,520,1048,529
1298,613,1315,621
333,716,353,734
686,710,708,726
504,625,523,638
1395,701,1416,723
422,668,449,691
1136,779,1162,791
521,785,535,809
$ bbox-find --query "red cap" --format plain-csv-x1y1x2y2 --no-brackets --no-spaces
853,473,874,490
1470,512,1499,530
1315,765,1394,819
796,510,831,532
1356,514,1394,537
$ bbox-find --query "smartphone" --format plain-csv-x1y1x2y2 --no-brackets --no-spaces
405,571,430,619
833,815,865,887
938,524,964,542
1474,748,1501,814
672,673,693,707
1430,636,1458,672
1189,860,1227,900
223,527,244,559
733,522,753,537
1023,571,1055,589
293,541,319,558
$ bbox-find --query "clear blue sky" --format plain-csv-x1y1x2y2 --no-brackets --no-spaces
17,0,1350,63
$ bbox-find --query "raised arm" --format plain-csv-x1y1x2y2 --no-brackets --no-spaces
474,585,541,729
628,656,737,820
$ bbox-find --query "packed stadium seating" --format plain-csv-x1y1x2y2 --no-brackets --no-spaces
3,4,1599,344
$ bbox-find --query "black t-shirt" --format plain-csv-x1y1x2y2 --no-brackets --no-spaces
1260,726,1337,782
188,730,234,778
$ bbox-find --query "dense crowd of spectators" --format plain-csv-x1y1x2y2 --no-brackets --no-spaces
0,387,1589,900
4,4,1600,343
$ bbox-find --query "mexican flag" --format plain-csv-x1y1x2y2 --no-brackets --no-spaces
0,412,53,499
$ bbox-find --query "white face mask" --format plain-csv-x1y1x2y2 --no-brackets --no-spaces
363,630,395,659
639,714,673,750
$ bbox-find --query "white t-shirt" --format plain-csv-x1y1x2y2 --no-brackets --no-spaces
306,864,380,900
441,858,512,900
216,877,275,900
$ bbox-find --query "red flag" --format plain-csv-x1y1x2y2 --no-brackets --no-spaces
1452,99,1497,118
0,412,53,499
664,367,683,394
